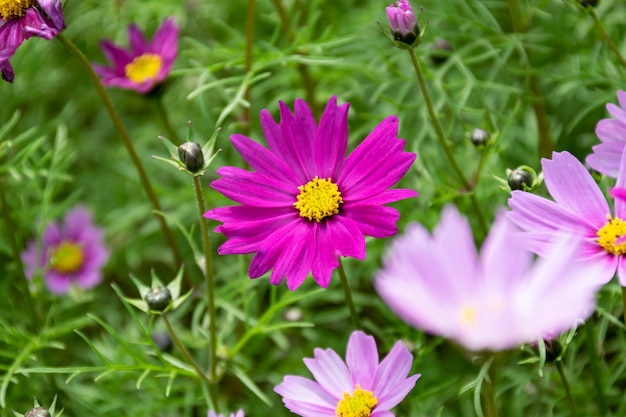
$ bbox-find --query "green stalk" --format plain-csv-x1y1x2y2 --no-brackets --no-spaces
506,0,554,158
482,357,498,417
192,176,217,386
621,286,626,328
337,259,361,330
584,318,607,416
56,34,182,268
154,95,181,145
555,361,578,417
407,49,487,234
243,0,256,136
589,8,626,70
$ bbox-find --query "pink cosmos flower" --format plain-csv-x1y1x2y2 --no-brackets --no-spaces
386,0,419,46
509,150,626,285
208,411,244,417
204,96,417,291
21,205,109,294
0,0,65,82
92,17,179,94
586,90,626,178
274,330,420,417
375,205,604,351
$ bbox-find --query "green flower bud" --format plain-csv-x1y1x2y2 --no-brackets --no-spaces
508,167,533,191
470,128,491,147
145,286,172,311
24,408,49,417
178,141,204,173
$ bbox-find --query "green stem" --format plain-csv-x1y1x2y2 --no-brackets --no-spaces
589,8,626,70
56,34,182,268
192,176,217,385
621,286,626,329
584,318,608,416
555,361,578,417
154,95,181,145
506,0,554,158
407,49,487,234
243,0,256,136
0,177,38,328
337,259,361,330
481,357,498,417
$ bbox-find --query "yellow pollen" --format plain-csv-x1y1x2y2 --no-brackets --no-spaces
0,0,35,20
459,305,477,327
597,215,626,255
49,241,84,274
335,385,378,417
124,53,162,83
294,176,343,222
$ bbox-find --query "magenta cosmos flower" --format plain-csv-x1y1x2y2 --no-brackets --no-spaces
586,90,626,178
509,150,626,285
204,96,417,291
386,1,419,46
21,205,109,294
375,205,604,351
0,0,65,82
92,17,178,94
208,411,243,417
274,330,420,417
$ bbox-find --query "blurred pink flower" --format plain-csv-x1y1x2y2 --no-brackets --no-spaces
0,0,65,82
375,205,604,351
207,411,243,417
204,96,416,290
509,150,626,285
21,206,109,294
586,90,626,178
274,330,419,417
92,17,178,94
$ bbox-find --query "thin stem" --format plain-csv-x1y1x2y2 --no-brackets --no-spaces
407,49,488,234
337,259,361,330
192,176,217,385
162,314,212,385
555,361,578,417
481,357,498,417
584,318,608,416
243,0,256,136
621,286,626,328
154,95,181,145
506,0,554,158
589,8,626,70
56,34,182,268
0,177,38,328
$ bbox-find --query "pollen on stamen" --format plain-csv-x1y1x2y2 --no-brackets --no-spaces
335,385,378,417
293,176,343,222
597,215,626,256
124,53,162,83
0,0,35,20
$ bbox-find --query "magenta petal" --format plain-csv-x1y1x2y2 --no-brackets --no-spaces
340,205,401,238
151,17,179,61
270,223,316,291
327,216,366,260
36,0,65,30
315,96,349,179
211,167,295,206
128,23,148,55
44,271,72,293
613,148,626,218
230,134,298,185
311,222,340,288
542,152,610,225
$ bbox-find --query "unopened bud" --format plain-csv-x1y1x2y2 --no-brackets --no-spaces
578,0,598,7
386,0,420,46
430,38,452,66
508,168,533,191
145,286,172,311
178,141,204,173
470,128,491,147
25,408,49,417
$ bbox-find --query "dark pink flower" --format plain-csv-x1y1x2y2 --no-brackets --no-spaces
0,0,65,82
204,96,417,291
21,206,109,294
386,0,419,46
92,17,179,94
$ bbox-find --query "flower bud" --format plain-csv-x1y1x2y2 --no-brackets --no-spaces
470,128,491,147
25,408,50,417
152,331,173,352
578,0,598,7
145,286,172,311
386,1,420,46
508,167,533,191
178,141,204,173
430,38,452,66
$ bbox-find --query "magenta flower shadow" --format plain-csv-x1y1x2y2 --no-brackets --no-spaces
92,17,178,94
274,330,420,417
509,150,626,285
586,90,626,178
204,96,417,291
21,205,109,294
375,205,604,352
0,0,65,82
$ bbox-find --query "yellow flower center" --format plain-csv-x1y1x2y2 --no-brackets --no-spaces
49,241,84,274
459,305,477,328
124,53,162,83
597,216,626,255
335,385,378,417
294,176,343,222
0,0,35,20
